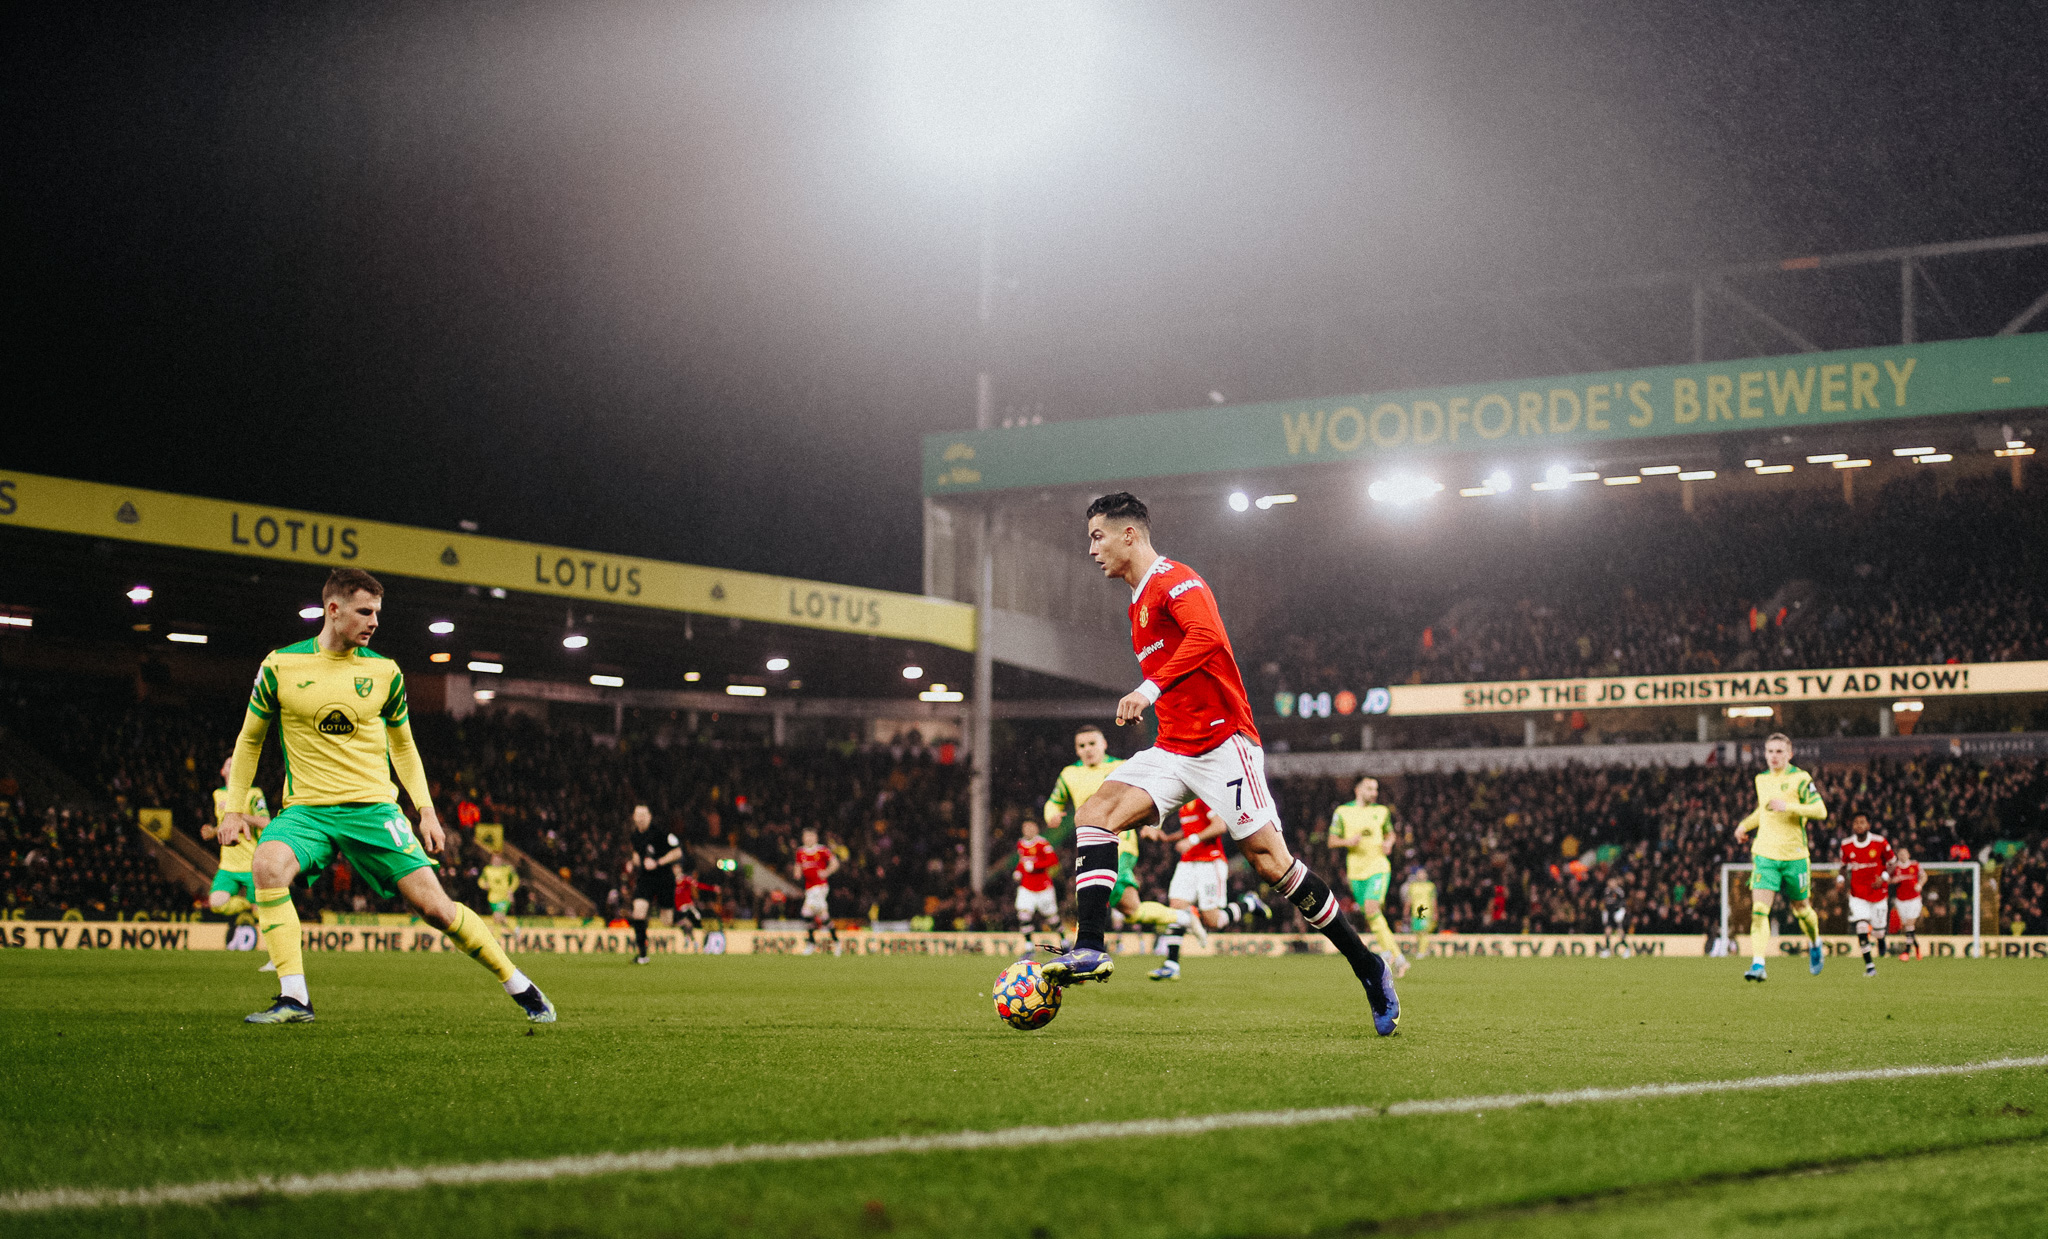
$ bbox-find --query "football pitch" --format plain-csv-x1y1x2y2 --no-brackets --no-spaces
2,950,2044,1238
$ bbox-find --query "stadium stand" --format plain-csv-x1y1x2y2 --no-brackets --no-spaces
1240,473,2048,696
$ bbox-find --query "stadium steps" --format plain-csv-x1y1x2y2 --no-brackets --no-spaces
688,844,801,897
499,842,596,917
0,724,215,900
132,825,212,898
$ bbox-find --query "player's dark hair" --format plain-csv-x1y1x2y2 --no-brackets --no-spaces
1086,492,1149,531
323,567,384,601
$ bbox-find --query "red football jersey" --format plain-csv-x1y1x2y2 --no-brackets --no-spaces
674,875,700,909
1015,837,1058,892
1130,558,1259,756
1839,835,1894,901
797,844,834,889
1177,800,1226,862
1891,861,1924,901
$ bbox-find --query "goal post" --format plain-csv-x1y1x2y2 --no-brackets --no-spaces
1718,862,1983,957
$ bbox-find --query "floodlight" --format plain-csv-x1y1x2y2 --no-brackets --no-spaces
1678,470,1717,481
428,620,455,635
299,606,322,620
1891,447,1935,457
1640,465,1681,476
1227,491,1250,513
903,665,924,679
468,661,503,674
127,585,153,604
1831,459,1872,470
1484,470,1511,492
726,685,768,697
1602,476,1641,486
562,634,589,649
1807,453,1848,464
766,657,791,672
1367,476,1443,505
1916,454,1952,464
1254,493,1297,510
589,675,625,689
429,652,452,663
1891,700,1924,713
167,633,207,644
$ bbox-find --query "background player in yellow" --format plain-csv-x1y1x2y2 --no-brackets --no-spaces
1329,775,1408,977
201,753,274,969
218,568,556,1025
1044,725,1178,939
480,852,521,933
1400,866,1437,961
1732,732,1829,981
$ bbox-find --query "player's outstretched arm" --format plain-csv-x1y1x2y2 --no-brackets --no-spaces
385,719,444,852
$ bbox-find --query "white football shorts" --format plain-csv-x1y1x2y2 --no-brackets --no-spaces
1014,884,1058,921
801,884,830,919
1848,895,1889,928
1894,897,1923,923
1168,858,1228,910
1111,733,1279,841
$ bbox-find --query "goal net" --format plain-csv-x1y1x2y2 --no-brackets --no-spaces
1717,862,1983,957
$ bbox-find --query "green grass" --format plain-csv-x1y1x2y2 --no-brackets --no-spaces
1,949,2044,1237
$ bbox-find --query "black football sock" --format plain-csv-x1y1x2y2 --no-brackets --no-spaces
1875,936,1887,957
1274,859,1388,996
1858,927,1873,966
1226,904,1243,925
1163,933,1182,964
1905,929,1918,955
1072,831,1120,952
631,918,648,957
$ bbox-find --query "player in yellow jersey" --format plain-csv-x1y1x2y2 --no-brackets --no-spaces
1732,732,1828,981
1400,867,1437,960
219,569,555,1025
480,853,521,933
1329,776,1408,978
1043,725,1181,944
201,754,274,966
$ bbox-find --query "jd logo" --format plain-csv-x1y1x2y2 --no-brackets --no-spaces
354,676,373,698
317,707,357,737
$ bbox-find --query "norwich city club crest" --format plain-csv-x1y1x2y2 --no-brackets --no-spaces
354,676,373,698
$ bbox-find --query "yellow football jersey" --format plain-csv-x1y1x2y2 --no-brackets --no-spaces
479,863,521,903
210,786,271,873
1739,765,1826,861
1404,879,1436,917
1044,758,1141,856
1329,801,1393,881
225,638,432,811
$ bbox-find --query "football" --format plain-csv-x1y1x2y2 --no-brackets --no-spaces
992,960,1062,1031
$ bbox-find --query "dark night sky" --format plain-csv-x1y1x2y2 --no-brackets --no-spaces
8,1,2046,592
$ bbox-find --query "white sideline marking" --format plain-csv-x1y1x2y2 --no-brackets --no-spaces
6,1055,2044,1215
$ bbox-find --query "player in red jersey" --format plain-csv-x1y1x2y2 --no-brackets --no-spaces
673,867,705,953
1838,811,1894,977
1890,846,1925,960
1041,493,1398,1035
1014,819,1062,952
793,827,840,956
1143,799,1268,981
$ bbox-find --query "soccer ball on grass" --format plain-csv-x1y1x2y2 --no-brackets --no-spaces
992,960,1062,1031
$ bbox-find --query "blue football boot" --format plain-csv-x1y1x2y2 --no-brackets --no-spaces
1371,965,1400,1037
1039,946,1114,987
1809,943,1825,976
244,995,315,1024
512,983,557,1024
1743,961,1767,982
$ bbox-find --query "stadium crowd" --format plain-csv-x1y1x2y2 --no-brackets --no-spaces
1246,473,2048,695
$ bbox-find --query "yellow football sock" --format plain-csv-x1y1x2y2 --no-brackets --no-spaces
1368,912,1401,958
221,895,251,917
1750,909,1771,960
1134,900,1177,927
445,904,517,983
1794,905,1822,944
255,887,304,978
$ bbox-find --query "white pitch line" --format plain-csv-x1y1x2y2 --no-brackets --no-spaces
6,1055,2044,1215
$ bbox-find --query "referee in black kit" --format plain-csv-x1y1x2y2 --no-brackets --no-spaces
630,804,683,964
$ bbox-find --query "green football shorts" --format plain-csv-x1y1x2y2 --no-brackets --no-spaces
1108,852,1139,905
210,868,255,901
1749,856,1811,901
489,900,511,915
1350,872,1390,905
263,803,437,897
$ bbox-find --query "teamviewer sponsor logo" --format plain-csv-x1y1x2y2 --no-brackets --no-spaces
1137,638,1166,660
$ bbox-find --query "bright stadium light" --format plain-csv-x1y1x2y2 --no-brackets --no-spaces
766,657,791,672
167,632,207,644
1807,453,1848,464
726,684,768,697
1678,470,1717,481
1996,446,2035,457
1544,464,1569,486
1744,459,1764,468
1227,491,1251,513
1603,476,1642,487
920,684,967,702
684,671,702,682
902,665,924,679
1566,471,1599,482
298,605,322,620
1458,486,1496,498
1892,446,1935,456
1756,464,1794,475
589,674,624,689
1916,453,1953,464
467,660,503,674
473,689,496,703
1891,700,1925,713
2011,439,2028,449
429,652,451,663
1484,470,1511,492
0,616,30,628
126,585,153,604
1368,475,1443,505
1724,705,1775,719
562,634,589,649
1640,465,1682,476
1831,459,1873,470
1254,493,1297,510
428,620,455,635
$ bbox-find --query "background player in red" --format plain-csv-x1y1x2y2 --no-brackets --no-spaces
1143,799,1266,980
1891,845,1926,960
1041,492,1397,1036
1838,811,1894,976
672,866,705,953
1013,818,1062,954
793,827,840,956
